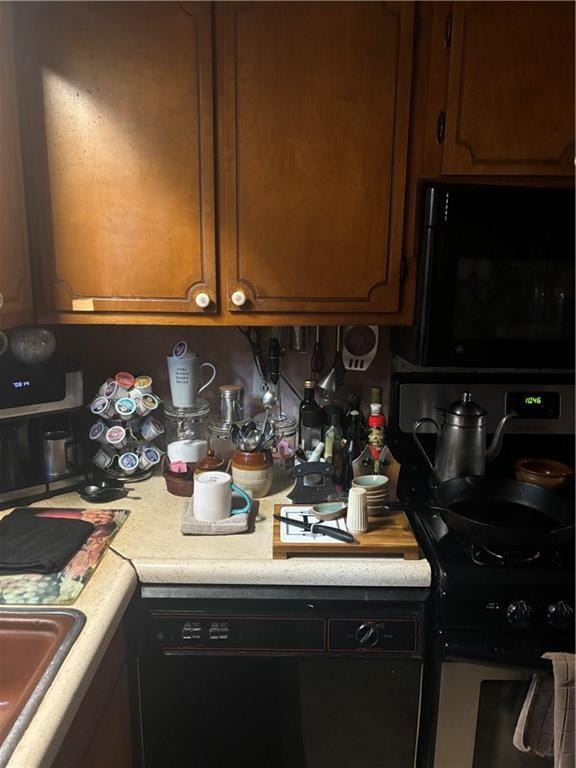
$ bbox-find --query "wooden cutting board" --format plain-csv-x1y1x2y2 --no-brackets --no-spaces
273,505,421,560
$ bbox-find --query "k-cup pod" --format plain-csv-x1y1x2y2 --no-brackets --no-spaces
88,421,108,444
118,451,139,475
90,396,116,419
106,425,128,449
92,447,115,470
137,393,159,416
139,446,161,470
134,375,153,394
98,378,115,396
172,340,189,358
115,371,135,390
102,380,129,401
130,388,143,401
140,416,164,442
115,397,137,421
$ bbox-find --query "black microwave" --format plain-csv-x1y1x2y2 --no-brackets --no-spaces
393,183,575,369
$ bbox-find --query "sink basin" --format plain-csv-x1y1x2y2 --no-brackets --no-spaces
0,608,85,767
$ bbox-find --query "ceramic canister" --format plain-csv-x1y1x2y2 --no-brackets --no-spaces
231,450,273,499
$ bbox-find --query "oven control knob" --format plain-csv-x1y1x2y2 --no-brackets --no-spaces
506,601,533,629
546,601,574,629
355,622,380,648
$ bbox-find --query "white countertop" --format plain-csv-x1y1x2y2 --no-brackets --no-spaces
4,473,430,767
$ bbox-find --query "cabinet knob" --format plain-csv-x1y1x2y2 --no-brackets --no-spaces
194,292,211,309
0,293,4,309
230,290,247,308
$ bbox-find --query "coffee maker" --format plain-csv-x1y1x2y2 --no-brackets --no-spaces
0,357,86,507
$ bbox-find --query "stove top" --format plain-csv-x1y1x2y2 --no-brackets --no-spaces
399,465,575,659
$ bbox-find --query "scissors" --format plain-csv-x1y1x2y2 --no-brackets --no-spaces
238,327,267,382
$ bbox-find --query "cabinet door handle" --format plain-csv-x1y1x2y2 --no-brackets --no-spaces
194,292,211,309
0,293,4,309
230,290,247,308
436,111,446,145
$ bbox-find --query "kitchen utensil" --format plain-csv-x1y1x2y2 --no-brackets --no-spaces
412,392,517,483
273,514,356,544
78,476,126,503
287,462,341,503
342,326,379,371
193,471,251,522
238,327,267,382
311,501,347,520
513,457,574,490
333,326,345,387
434,476,574,552
291,326,307,353
310,326,323,377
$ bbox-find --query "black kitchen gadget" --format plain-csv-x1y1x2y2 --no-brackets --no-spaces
287,462,342,504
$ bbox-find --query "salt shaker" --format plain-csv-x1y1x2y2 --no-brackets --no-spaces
346,487,368,533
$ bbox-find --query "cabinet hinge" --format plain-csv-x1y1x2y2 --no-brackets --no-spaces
444,13,452,48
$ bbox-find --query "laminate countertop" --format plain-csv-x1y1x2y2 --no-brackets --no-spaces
4,473,430,768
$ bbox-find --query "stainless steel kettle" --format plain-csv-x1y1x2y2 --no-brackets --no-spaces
412,392,516,483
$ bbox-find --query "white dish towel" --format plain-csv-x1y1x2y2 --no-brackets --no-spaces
513,652,575,768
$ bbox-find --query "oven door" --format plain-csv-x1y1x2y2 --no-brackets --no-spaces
434,660,553,768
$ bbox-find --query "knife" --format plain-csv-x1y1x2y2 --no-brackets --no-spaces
274,514,356,544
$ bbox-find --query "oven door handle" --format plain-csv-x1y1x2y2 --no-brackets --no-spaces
442,640,553,670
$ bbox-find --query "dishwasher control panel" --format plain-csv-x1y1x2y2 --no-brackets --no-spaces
149,612,419,655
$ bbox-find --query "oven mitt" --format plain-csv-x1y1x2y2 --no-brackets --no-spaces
0,508,94,574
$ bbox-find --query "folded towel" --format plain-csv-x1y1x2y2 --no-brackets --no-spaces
0,508,94,574
543,652,575,768
514,652,575,768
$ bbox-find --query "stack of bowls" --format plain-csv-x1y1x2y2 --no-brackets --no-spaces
351,475,389,516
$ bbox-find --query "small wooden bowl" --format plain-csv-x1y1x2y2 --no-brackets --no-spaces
513,457,574,491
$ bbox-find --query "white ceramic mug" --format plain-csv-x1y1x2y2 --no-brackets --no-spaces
193,471,251,522
166,353,216,407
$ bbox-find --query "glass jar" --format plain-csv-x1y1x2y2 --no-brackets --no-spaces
163,399,210,464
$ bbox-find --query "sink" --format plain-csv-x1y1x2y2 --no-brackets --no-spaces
0,608,85,767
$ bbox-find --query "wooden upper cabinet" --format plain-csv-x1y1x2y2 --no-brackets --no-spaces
0,4,34,330
441,1,575,176
14,2,217,317
217,1,415,314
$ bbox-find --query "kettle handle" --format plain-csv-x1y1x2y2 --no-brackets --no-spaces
412,418,440,476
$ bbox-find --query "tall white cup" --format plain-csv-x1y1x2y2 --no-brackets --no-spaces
166,354,216,407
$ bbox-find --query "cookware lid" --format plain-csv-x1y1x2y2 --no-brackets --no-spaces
443,391,487,418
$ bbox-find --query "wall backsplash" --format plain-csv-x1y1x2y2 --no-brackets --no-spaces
51,325,392,421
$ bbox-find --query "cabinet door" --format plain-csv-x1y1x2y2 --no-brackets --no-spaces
15,2,217,317
218,2,414,315
442,1,575,175
0,4,33,330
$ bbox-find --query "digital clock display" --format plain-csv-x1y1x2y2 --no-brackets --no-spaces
11,380,31,390
506,391,560,419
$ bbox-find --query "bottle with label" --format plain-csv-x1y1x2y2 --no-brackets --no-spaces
324,411,344,482
299,380,324,456
368,403,386,473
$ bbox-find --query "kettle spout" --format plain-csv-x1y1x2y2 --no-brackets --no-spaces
486,411,517,463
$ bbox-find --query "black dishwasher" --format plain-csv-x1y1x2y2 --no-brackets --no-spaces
135,585,427,768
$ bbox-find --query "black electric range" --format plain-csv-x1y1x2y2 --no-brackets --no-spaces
400,464,574,667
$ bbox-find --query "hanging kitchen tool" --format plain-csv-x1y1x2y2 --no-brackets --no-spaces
290,326,308,354
238,327,267,383
333,326,345,387
310,326,323,378
342,326,379,371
